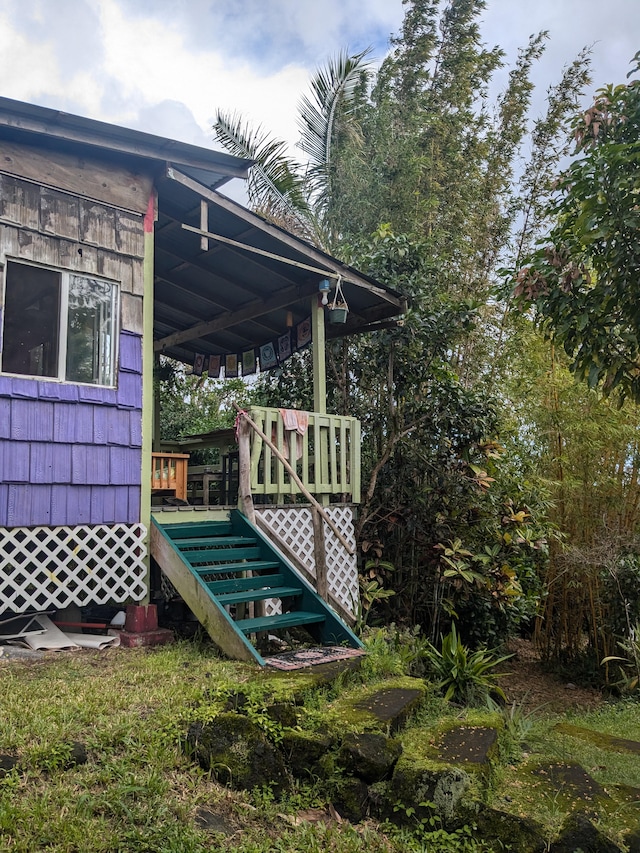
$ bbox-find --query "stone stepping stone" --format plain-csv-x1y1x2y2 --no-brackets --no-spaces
531,761,608,803
436,725,497,765
354,687,424,732
555,722,640,755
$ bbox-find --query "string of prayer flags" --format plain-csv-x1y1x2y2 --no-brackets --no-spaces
278,331,292,362
259,341,277,369
225,353,239,378
296,318,312,349
208,355,221,378
193,353,205,376
191,315,314,379
242,348,257,375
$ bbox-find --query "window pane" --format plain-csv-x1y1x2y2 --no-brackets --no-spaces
66,275,116,385
2,263,60,377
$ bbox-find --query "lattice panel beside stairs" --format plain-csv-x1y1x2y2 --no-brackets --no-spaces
0,523,148,614
255,505,358,619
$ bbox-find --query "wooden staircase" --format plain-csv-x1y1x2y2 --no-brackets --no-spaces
150,511,363,666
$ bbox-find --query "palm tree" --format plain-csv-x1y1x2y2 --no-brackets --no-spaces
213,49,371,250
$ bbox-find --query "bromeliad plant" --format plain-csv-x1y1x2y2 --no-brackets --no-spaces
421,623,512,706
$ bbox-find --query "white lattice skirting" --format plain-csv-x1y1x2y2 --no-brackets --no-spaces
0,523,148,614
256,505,359,619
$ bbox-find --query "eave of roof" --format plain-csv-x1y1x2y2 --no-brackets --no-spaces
0,96,251,188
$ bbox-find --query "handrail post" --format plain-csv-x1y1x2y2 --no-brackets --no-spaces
311,505,328,601
236,414,260,621
236,415,256,526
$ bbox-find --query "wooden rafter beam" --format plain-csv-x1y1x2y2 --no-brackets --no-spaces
165,166,404,310
154,280,318,352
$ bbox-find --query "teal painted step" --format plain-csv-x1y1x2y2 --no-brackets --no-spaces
236,611,325,634
216,586,303,606
206,574,286,595
193,560,281,576
151,510,363,665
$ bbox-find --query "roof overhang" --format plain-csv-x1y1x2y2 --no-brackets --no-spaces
0,97,404,365
0,96,251,191
152,167,406,365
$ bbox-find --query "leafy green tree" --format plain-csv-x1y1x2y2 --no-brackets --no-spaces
212,0,591,645
214,50,371,250
514,53,640,400
156,358,254,462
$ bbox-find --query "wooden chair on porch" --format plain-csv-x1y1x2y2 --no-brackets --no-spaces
151,452,189,501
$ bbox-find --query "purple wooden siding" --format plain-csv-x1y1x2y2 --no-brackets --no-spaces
0,401,10,439
3,441,30,482
117,372,143,409
37,383,81,402
119,333,143,374
129,411,142,447
128,487,141,523
10,400,54,442
63,486,92,525
78,386,118,405
54,403,94,443
0,330,143,527
30,443,72,483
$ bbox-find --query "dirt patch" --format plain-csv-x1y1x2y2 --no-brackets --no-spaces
497,638,603,713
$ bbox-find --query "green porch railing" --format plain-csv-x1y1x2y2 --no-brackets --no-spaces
248,407,361,504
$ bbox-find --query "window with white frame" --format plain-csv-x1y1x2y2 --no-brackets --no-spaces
1,260,118,386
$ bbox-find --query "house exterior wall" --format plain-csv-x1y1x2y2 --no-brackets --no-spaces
0,150,151,614
0,172,146,527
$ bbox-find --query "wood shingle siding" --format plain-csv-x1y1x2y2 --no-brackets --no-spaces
0,149,146,529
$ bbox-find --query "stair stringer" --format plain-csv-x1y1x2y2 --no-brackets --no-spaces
150,519,265,665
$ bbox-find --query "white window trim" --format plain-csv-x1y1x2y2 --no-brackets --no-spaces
0,257,120,388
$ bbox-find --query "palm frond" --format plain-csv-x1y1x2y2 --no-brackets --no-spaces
298,49,371,166
214,111,313,236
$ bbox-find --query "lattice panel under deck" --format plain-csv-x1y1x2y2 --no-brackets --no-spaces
256,505,359,619
0,523,148,614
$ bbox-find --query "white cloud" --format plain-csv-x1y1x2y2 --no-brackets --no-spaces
0,0,638,162
0,10,60,103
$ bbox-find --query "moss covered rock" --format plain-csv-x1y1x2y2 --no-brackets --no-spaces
455,806,546,852
280,729,334,780
186,713,289,795
332,776,370,823
338,732,402,783
548,813,622,852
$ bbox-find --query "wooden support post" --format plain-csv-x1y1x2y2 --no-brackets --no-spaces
311,294,327,415
237,415,256,525
236,414,259,620
311,505,328,601
200,200,209,251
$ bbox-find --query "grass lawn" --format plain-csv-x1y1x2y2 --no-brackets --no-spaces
0,639,639,852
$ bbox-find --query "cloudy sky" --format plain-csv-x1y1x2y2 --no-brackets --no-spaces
0,0,637,160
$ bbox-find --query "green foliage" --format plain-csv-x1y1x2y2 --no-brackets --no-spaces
421,624,512,705
213,1,592,649
156,357,255,462
388,803,491,852
214,50,372,250
602,622,640,694
213,110,312,238
514,53,640,401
